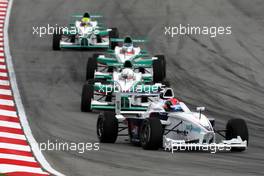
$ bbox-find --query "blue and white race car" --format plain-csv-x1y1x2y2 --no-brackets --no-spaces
96,88,248,152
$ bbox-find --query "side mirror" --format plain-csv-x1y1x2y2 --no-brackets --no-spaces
196,107,205,119
196,107,205,112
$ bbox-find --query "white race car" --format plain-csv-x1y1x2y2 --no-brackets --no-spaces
96,88,248,152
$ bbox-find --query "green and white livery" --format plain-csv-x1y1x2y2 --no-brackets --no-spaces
81,66,166,112
52,12,119,50
85,36,167,83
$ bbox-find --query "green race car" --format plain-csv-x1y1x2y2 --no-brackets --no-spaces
81,66,166,112
52,12,119,50
85,36,167,83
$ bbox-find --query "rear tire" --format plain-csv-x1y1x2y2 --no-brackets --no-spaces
81,82,94,112
141,97,148,103
52,32,61,50
153,55,166,83
107,66,114,73
96,35,102,43
86,54,99,80
70,35,75,43
140,118,163,150
97,111,118,143
226,118,248,152
109,28,119,50
139,67,145,74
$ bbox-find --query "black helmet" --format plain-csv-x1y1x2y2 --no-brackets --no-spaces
124,36,133,47
124,60,133,68
83,12,90,18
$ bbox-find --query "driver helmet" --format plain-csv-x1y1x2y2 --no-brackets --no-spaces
123,36,134,51
121,68,134,80
163,98,180,111
81,13,91,26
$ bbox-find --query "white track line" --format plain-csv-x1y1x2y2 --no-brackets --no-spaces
0,80,9,86
0,143,31,152
0,72,8,77
0,109,17,118
0,89,12,95
4,0,65,175
0,64,6,69
0,120,21,129
0,153,36,162
0,99,14,106
0,132,26,140
0,165,49,175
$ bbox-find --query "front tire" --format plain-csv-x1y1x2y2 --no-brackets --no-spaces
97,111,118,143
81,82,94,112
52,32,61,50
153,55,166,83
109,28,119,50
140,118,163,150
86,54,99,80
226,118,248,152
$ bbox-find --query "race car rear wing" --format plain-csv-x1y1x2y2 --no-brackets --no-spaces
110,38,147,43
96,54,153,68
72,14,103,18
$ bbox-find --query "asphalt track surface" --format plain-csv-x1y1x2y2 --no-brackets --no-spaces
8,0,264,175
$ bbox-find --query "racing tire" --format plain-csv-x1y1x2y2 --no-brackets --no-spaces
81,82,94,112
109,28,119,50
140,118,163,150
139,67,145,74
226,118,248,152
52,32,61,50
158,55,167,78
86,54,99,80
70,35,76,43
97,111,118,143
96,35,102,43
107,66,114,73
153,55,166,83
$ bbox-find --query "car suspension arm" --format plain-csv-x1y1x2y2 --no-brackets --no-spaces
164,121,183,135
214,129,227,138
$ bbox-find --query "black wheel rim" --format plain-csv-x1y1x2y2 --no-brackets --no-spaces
141,123,150,145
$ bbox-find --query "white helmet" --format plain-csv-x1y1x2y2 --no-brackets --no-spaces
121,68,134,80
